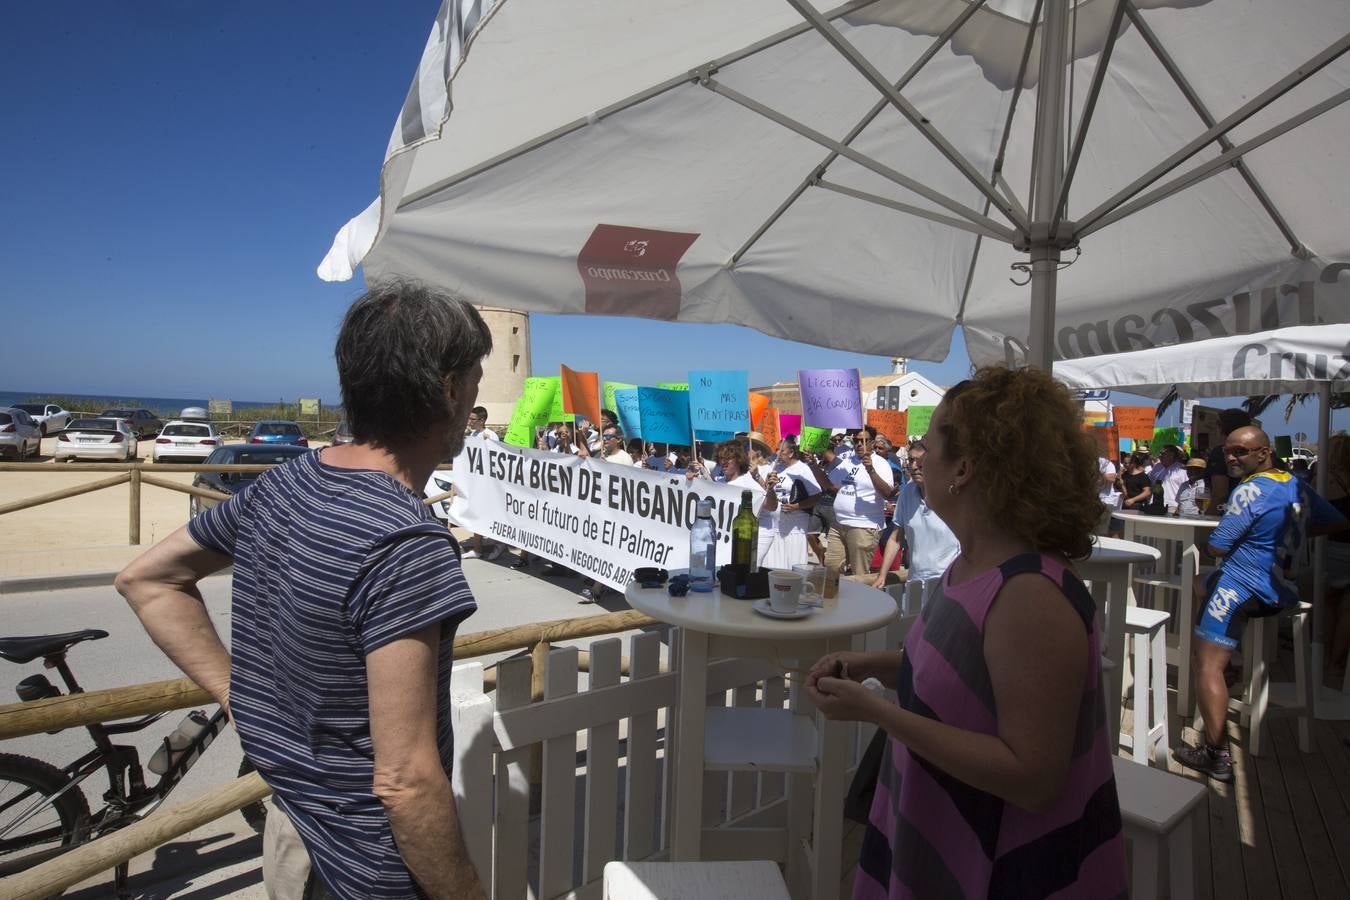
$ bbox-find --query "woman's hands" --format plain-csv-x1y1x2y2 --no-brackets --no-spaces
804,651,897,723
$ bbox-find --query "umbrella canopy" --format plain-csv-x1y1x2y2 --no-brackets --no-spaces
1052,324,1350,399
320,0,1350,368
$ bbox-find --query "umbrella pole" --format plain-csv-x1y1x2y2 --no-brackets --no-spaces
1027,0,1070,371
1308,382,1350,717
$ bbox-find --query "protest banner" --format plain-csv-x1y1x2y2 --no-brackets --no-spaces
749,392,771,429
759,408,780,451
867,408,908,446
689,370,749,441
504,376,558,446
448,437,746,592
561,365,602,426
613,389,642,440
907,405,936,436
657,382,689,391
1113,406,1156,441
1274,434,1294,461
799,368,863,429
546,377,574,424
603,380,636,415
799,425,831,453
637,387,691,445
780,413,802,439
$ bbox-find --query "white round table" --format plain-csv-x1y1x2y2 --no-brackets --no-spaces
1113,510,1222,711
626,577,896,900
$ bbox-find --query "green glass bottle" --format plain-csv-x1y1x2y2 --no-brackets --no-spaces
731,489,758,573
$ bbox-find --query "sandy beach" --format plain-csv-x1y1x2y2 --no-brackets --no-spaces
0,438,376,581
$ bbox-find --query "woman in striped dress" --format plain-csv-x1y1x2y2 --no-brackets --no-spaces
808,366,1127,899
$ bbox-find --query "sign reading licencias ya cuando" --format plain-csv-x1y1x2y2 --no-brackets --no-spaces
448,437,746,592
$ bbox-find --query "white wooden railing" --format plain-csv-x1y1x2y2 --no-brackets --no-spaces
449,587,918,900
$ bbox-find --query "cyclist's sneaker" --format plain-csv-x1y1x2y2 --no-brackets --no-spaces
509,554,529,569
461,549,480,560
579,588,597,603
1172,742,1233,782
484,545,503,561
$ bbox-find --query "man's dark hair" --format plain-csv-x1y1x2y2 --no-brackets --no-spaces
471,406,488,419
336,280,492,447
601,409,618,427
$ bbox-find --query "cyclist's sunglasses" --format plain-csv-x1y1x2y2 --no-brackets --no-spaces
1223,444,1266,458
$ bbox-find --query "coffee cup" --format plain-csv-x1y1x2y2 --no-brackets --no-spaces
768,569,806,613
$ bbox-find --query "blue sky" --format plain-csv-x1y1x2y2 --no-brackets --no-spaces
1,1,1337,441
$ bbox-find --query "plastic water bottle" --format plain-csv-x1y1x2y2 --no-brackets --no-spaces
148,710,211,775
688,498,717,592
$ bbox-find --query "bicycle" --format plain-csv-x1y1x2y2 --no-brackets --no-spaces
0,629,266,897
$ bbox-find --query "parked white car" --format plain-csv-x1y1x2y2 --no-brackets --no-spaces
152,420,221,462
54,417,139,462
0,407,43,460
12,403,71,435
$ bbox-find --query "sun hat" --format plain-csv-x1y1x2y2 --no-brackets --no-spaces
1185,457,1207,470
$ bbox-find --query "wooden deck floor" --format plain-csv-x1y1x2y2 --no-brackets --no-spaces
837,647,1350,899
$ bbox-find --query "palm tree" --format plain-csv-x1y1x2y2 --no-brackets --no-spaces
1242,392,1350,422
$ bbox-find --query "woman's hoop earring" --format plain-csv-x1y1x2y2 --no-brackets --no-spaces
948,483,960,496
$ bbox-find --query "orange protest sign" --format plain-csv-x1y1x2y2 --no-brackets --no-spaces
1112,406,1156,441
749,392,771,430
1083,424,1120,457
867,408,909,445
758,408,780,452
560,364,601,426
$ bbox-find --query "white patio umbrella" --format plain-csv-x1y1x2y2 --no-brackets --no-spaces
320,0,1350,369
1057,325,1350,717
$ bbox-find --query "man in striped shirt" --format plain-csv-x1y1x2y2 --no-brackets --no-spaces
117,281,492,899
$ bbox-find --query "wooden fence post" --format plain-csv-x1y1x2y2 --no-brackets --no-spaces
128,466,141,545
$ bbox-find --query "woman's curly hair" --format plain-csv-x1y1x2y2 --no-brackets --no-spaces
937,366,1102,560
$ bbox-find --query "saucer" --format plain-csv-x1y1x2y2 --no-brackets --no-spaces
752,598,815,620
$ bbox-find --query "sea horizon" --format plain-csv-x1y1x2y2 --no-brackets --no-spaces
0,390,342,416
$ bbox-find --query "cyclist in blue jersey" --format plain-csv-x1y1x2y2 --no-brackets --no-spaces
1174,426,1346,781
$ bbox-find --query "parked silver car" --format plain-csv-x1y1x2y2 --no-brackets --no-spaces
0,407,42,460
13,403,71,435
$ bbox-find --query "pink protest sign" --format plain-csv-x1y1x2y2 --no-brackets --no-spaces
779,413,802,439
799,368,863,429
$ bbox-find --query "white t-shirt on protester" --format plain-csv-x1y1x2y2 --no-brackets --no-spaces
828,453,894,528
1149,462,1188,507
756,460,820,530
892,482,961,582
470,428,500,443
1098,457,1121,508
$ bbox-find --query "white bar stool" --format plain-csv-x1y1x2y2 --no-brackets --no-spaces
1113,756,1207,900
1120,607,1171,767
1194,600,1312,756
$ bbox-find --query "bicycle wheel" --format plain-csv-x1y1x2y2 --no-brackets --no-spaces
0,752,91,879
237,757,268,834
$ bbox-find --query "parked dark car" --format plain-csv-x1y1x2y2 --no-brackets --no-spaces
190,444,311,516
331,418,354,446
248,419,309,447
100,408,163,439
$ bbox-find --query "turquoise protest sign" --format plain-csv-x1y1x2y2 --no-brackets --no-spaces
638,387,691,445
614,389,642,440
689,369,748,441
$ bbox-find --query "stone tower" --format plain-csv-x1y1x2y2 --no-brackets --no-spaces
475,307,530,427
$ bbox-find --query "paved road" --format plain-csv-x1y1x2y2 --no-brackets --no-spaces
2,555,650,898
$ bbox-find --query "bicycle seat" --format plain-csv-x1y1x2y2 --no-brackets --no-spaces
0,630,109,664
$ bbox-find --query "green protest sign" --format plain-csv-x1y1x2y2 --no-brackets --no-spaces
1152,427,1182,452
603,381,636,415
656,382,689,391
907,405,936,436
545,375,574,425
504,376,560,446
799,425,832,453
